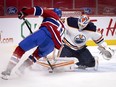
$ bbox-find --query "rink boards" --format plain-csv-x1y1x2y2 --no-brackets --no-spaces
0,16,116,46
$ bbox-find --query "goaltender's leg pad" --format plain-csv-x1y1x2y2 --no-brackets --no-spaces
37,58,75,68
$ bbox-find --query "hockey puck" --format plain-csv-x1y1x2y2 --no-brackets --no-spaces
49,70,53,73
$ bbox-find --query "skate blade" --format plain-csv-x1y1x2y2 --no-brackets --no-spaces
0,75,10,80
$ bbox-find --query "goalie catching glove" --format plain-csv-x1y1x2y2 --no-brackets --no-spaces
98,46,114,60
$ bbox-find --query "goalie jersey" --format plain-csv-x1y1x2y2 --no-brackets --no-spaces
63,17,104,50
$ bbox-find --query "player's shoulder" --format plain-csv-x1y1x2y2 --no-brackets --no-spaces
67,17,78,24
84,22,97,32
66,17,79,28
67,17,78,21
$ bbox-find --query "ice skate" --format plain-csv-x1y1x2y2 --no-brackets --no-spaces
0,61,16,80
15,58,33,76
1,70,11,80
15,67,24,77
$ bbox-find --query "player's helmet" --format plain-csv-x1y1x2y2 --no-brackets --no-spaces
78,14,90,30
53,8,62,18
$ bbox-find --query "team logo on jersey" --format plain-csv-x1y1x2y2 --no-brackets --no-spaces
74,34,86,44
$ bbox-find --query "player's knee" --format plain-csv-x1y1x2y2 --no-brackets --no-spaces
86,58,95,67
79,57,95,67
13,46,25,58
88,60,95,67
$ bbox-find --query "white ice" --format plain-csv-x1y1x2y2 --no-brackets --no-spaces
0,45,116,87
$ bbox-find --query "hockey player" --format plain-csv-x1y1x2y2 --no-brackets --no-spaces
1,6,64,79
59,14,114,69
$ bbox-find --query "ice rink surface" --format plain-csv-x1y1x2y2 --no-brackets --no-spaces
0,45,116,87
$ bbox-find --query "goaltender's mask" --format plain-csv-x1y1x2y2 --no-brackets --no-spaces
78,14,90,30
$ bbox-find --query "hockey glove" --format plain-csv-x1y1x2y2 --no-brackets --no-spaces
18,8,28,19
98,46,114,60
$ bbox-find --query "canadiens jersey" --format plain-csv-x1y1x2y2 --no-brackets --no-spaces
23,6,65,49
63,17,104,50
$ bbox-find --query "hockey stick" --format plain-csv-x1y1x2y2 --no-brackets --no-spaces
23,18,33,34
45,56,54,71
23,18,54,71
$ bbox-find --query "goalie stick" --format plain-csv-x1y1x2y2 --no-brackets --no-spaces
23,18,54,72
